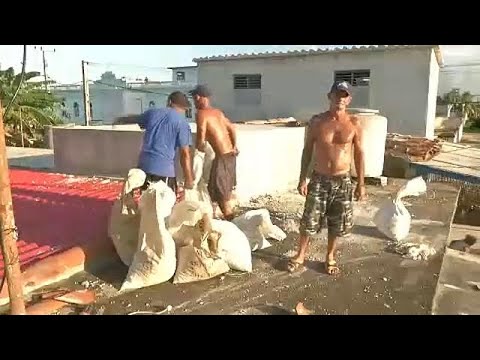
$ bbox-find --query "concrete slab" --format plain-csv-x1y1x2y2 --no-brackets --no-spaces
412,143,480,180
432,250,480,315
7,146,54,170
447,224,480,252
78,180,459,315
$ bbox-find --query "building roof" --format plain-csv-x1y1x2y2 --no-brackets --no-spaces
193,45,444,67
167,65,197,70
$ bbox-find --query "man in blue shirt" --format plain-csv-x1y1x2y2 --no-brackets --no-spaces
114,91,194,194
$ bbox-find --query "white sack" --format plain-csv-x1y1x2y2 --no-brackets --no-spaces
232,209,287,251
211,219,253,273
121,181,177,291
109,198,140,267
109,168,146,266
373,176,427,242
173,245,230,284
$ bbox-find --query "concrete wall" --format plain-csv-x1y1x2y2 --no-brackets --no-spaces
197,47,438,137
171,67,198,83
54,85,195,124
425,49,440,139
52,124,306,201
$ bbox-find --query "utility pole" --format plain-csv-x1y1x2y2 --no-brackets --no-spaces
34,46,55,91
42,50,48,91
0,100,26,315
82,60,91,126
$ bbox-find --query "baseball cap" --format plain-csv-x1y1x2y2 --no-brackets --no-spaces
189,84,212,98
329,81,352,96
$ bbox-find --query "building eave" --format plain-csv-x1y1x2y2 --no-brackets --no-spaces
193,45,441,64
167,65,197,70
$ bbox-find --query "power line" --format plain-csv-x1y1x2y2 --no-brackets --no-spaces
87,61,172,72
93,80,192,97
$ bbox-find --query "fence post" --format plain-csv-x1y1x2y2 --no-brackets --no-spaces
0,100,26,315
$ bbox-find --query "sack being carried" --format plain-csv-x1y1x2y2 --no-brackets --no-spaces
373,176,427,241
121,181,177,291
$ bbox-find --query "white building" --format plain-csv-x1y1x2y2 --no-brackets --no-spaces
194,45,444,138
53,67,198,125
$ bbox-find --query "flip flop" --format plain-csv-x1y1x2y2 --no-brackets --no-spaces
287,259,304,273
325,260,340,275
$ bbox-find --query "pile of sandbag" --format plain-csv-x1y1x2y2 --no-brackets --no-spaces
108,162,288,291
385,133,443,162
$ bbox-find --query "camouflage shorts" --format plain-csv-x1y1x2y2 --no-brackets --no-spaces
299,173,354,237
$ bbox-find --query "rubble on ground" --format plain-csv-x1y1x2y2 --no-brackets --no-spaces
385,133,442,162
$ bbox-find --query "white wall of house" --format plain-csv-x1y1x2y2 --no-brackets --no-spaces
426,49,441,138
54,83,196,125
169,66,198,84
196,47,441,138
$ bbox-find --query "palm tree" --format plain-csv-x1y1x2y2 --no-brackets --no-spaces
0,67,63,147
441,89,480,120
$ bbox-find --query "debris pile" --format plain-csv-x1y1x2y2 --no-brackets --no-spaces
385,133,442,162
241,117,304,127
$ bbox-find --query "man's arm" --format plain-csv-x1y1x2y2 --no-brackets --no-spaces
299,118,316,183
195,111,208,152
352,118,365,186
179,146,194,188
225,116,238,152
177,121,194,188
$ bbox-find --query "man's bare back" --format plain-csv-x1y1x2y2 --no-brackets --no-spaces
196,108,236,156
310,111,360,176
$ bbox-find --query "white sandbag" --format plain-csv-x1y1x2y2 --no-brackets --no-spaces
168,200,210,235
108,198,140,267
186,148,215,215
232,209,287,252
109,168,146,266
173,245,230,284
121,181,177,291
211,219,253,272
373,176,427,242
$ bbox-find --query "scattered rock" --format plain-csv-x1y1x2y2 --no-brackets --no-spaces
81,281,90,288
384,304,391,309
383,277,388,282
467,281,480,291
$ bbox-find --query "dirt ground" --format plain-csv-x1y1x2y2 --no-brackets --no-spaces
461,132,480,149
23,179,458,316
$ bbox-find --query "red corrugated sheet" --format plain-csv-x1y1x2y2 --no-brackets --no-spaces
0,169,123,278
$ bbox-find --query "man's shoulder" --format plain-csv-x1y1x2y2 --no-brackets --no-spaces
348,114,361,127
309,112,329,126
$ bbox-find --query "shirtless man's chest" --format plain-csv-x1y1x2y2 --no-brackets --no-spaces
311,113,358,176
198,109,234,155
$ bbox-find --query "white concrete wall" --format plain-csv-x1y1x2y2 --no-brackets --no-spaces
52,124,305,202
171,67,198,83
197,48,438,137
426,49,440,139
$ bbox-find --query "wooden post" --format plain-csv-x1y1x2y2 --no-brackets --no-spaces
0,100,26,315
82,61,91,126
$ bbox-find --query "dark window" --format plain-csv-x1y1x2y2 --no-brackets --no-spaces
334,70,371,86
233,74,262,89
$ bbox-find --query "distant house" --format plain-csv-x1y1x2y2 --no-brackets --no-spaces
52,68,198,125
194,45,444,138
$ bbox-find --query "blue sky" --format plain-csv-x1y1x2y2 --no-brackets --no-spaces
0,45,479,85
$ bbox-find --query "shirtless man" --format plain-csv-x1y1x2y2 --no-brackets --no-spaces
287,81,367,276
190,85,239,221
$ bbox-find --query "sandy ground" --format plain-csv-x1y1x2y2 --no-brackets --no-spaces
461,132,480,149
21,179,459,316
